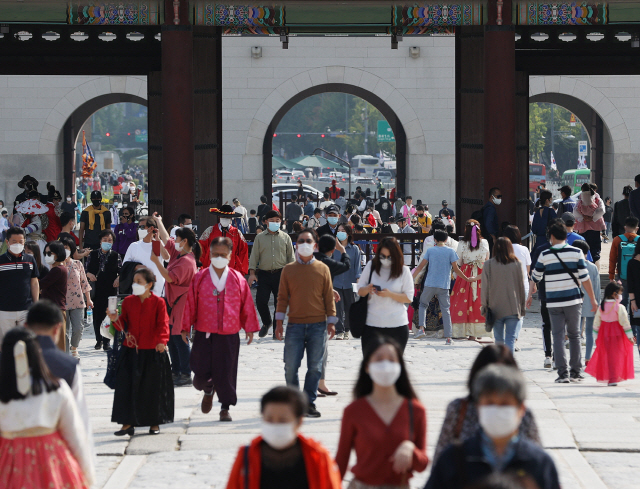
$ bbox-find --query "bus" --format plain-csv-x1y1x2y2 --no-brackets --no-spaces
562,168,591,194
529,162,546,193
352,155,381,176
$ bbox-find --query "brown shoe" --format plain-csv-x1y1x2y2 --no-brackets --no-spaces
201,391,214,414
220,409,232,422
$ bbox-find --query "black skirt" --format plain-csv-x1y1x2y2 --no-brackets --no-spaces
111,347,175,427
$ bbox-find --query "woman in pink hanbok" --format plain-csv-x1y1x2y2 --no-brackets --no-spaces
181,236,260,422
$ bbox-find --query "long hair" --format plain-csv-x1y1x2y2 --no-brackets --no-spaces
492,237,518,265
0,327,60,403
353,335,417,400
25,240,43,270
462,219,482,250
601,281,623,312
175,227,202,267
371,237,404,279
467,344,518,395
337,223,353,244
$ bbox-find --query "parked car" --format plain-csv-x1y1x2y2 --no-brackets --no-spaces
272,183,323,206
291,170,306,180
329,171,343,180
274,170,294,181
376,170,393,182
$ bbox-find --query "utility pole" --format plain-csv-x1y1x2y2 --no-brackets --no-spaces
550,104,555,157
362,104,369,154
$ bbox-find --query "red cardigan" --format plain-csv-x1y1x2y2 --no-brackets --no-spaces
114,293,170,350
335,397,429,485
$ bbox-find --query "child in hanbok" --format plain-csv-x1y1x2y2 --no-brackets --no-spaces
0,327,94,488
585,282,635,386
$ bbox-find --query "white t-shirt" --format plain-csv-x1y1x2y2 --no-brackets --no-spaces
512,243,532,296
357,261,414,328
122,240,166,296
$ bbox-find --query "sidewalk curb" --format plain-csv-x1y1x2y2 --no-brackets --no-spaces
102,455,147,489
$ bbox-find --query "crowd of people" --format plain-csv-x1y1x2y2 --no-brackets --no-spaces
1,172,639,489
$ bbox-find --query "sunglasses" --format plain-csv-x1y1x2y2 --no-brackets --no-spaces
122,214,131,218
297,239,314,244
494,195,503,199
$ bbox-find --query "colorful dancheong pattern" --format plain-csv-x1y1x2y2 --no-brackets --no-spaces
67,2,160,25
194,4,284,34
517,3,608,25
392,4,483,34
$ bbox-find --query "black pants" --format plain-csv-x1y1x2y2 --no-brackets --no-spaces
541,300,552,358
93,292,109,345
256,269,282,332
361,325,409,356
335,288,355,333
582,229,602,263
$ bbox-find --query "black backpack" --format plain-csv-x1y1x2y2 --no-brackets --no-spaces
470,205,487,237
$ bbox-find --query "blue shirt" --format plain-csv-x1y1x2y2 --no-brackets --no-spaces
421,245,459,290
304,202,315,217
581,261,601,317
561,197,576,214
566,231,593,262
331,244,362,289
480,432,519,471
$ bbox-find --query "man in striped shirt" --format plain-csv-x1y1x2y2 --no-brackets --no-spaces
532,221,598,383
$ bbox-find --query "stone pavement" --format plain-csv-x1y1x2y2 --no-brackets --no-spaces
81,298,640,489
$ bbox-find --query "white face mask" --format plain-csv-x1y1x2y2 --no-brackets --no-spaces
131,283,148,296
478,405,521,439
297,243,315,257
44,254,55,265
379,256,393,268
211,256,230,269
65,249,71,259
183,223,193,230
138,228,148,240
219,218,231,228
66,197,72,203
493,197,502,205
261,421,297,450
9,243,24,255
368,360,402,387
175,241,184,252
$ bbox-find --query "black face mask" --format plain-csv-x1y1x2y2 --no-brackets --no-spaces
92,200,101,207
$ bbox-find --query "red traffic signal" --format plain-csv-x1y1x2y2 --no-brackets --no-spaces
273,133,277,137
321,134,325,138
105,132,110,137
297,134,301,138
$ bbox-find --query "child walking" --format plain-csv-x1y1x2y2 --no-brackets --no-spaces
585,282,635,386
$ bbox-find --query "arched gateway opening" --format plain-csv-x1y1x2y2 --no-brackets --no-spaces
262,84,407,202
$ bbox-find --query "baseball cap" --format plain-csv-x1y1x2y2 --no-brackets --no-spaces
325,204,340,215
90,190,102,201
561,212,575,225
442,200,448,205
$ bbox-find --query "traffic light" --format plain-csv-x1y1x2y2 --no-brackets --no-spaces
105,132,110,137
297,134,301,138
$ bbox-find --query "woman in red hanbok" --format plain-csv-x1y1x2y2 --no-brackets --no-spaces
450,220,491,340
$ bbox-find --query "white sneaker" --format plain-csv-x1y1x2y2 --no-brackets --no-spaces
445,338,454,346
414,330,426,340
544,357,552,368
335,333,344,340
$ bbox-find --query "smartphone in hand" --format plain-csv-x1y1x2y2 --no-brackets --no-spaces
152,239,161,256
372,285,382,292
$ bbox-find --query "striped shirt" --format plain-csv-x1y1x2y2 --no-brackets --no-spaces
531,243,589,308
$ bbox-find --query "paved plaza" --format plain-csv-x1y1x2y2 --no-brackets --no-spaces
82,291,640,489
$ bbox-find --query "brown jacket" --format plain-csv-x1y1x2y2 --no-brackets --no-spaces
481,259,526,320
609,232,638,281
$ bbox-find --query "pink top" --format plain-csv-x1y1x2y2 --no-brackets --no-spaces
574,194,606,233
65,260,91,310
181,267,260,335
402,204,416,218
165,239,198,335
599,299,622,322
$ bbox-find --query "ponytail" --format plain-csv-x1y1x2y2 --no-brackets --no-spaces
601,281,623,311
175,227,201,266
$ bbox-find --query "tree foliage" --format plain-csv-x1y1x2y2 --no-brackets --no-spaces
274,93,396,163
91,103,148,151
529,102,589,177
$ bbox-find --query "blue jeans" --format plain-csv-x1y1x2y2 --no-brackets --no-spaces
418,286,452,338
583,316,595,360
284,322,327,407
168,334,192,375
493,315,521,352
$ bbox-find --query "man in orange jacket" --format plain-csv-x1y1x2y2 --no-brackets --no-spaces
226,386,342,489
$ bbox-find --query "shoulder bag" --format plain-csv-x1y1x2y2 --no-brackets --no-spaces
349,265,375,338
549,249,584,298
483,261,496,332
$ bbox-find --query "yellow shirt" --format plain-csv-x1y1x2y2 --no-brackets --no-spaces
417,214,431,232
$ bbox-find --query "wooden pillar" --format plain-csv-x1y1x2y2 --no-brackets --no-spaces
160,0,194,221
147,71,163,216
63,117,76,198
484,0,517,226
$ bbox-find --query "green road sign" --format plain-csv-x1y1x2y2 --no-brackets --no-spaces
377,120,395,142
135,134,148,142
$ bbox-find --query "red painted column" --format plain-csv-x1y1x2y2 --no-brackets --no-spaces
161,0,194,221
484,0,517,225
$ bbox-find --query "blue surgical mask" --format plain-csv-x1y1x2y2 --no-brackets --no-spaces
101,242,112,252
268,222,281,233
303,219,308,226
328,216,339,226
336,231,347,242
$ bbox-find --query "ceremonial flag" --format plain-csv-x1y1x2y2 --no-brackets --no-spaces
550,152,557,172
81,131,97,178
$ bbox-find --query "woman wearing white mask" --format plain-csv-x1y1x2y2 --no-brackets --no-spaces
357,237,414,353
226,386,342,488
432,345,540,465
39,241,68,350
151,227,201,387
60,236,92,357
107,268,173,437
573,182,606,263
181,237,259,422
336,336,428,488
426,364,559,489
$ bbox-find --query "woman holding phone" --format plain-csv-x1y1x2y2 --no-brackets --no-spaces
107,268,173,436
357,237,414,353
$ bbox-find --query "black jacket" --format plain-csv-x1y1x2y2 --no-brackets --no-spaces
87,249,121,300
313,251,350,279
317,223,339,237
37,335,78,387
612,198,631,237
425,430,560,489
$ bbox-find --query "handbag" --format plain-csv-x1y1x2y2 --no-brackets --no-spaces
104,331,123,389
484,307,496,333
349,265,375,339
